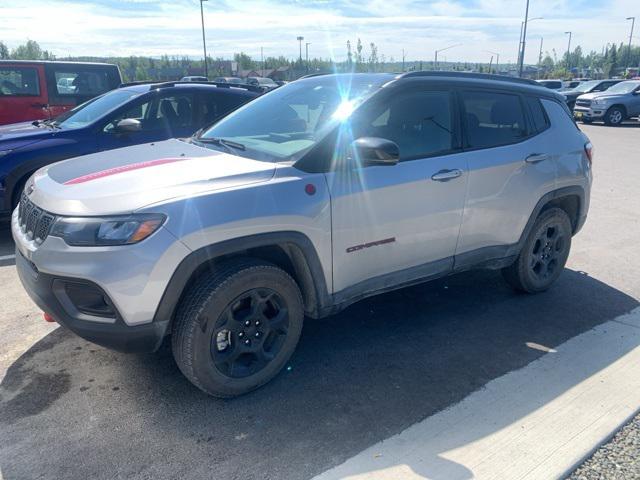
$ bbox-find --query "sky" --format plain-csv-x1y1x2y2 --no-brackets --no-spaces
0,0,637,64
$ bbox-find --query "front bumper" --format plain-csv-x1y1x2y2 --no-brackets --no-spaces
16,250,170,352
573,105,607,120
11,205,192,353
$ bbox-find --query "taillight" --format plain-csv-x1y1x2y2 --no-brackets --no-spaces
584,141,593,165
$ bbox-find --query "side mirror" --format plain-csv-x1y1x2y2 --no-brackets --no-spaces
351,137,399,166
114,118,142,134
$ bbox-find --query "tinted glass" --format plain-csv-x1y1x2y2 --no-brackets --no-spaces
461,91,527,148
56,89,140,129
202,93,249,125
51,69,111,96
525,96,549,133
354,90,453,160
105,93,194,132
0,67,40,96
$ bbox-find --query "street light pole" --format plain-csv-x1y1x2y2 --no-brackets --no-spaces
305,42,311,73
484,50,499,73
199,0,209,78
435,44,461,71
565,31,572,72
626,17,636,72
296,36,304,64
518,0,530,77
538,36,544,78
402,49,406,72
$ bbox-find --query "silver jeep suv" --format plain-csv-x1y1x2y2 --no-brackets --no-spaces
13,72,593,397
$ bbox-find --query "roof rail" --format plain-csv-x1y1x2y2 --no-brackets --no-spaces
400,71,540,87
119,80,263,93
297,72,333,80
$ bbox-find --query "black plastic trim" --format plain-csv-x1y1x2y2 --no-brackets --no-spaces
16,250,168,353
152,231,331,323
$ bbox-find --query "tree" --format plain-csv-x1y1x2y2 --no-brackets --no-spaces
368,42,379,72
0,41,9,60
346,40,353,69
11,40,54,60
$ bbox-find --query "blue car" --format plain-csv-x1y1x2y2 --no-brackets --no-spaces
0,81,259,216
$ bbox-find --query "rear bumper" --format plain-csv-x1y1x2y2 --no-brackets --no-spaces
16,249,169,353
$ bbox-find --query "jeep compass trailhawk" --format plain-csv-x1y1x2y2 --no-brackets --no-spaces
13,72,592,397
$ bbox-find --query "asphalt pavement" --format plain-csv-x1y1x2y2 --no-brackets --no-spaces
0,122,639,480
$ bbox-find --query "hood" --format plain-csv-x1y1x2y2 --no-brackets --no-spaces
29,139,276,216
577,91,623,102
0,121,54,149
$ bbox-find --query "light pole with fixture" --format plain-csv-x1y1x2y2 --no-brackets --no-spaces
565,31,572,72
434,44,461,70
484,50,499,73
518,11,543,77
199,0,209,78
296,36,304,64
626,17,636,72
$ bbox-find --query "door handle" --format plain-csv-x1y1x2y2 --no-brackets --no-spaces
30,103,48,109
431,169,463,182
525,153,549,164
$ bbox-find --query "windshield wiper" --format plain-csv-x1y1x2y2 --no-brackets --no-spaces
195,137,246,151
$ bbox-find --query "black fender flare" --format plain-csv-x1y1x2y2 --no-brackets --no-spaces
152,231,331,324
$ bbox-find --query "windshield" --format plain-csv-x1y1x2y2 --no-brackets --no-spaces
54,89,141,129
199,75,389,162
573,80,600,92
605,81,640,94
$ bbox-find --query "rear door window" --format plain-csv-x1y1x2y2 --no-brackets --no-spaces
201,92,251,125
44,64,120,105
460,90,527,149
0,67,40,96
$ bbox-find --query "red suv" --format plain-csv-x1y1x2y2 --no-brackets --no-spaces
0,60,122,125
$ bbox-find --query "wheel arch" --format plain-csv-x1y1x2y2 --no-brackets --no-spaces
153,231,331,326
521,186,586,247
608,104,627,117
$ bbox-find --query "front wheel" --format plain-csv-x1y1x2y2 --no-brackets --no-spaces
604,106,625,126
171,258,304,398
502,208,572,293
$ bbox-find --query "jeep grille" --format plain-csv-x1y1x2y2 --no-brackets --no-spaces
18,193,56,244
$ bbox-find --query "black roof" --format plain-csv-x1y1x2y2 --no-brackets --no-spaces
0,59,118,67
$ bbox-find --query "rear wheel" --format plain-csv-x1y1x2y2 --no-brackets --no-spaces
171,258,304,398
604,106,625,126
502,208,572,293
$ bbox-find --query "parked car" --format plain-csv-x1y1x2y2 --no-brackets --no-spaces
13,72,592,397
0,60,122,125
245,77,279,91
573,80,640,125
536,79,564,91
180,76,209,82
212,77,244,85
562,79,622,110
562,80,582,90
0,81,258,216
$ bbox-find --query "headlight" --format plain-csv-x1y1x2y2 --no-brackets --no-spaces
50,214,166,246
0,149,12,158
592,99,605,106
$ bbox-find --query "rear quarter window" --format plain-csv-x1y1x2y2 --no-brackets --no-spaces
525,96,550,133
0,67,40,96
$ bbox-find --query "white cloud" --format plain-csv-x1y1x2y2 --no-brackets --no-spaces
0,0,637,64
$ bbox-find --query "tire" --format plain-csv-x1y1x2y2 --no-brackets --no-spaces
604,106,625,126
580,118,592,124
502,208,572,293
171,258,304,398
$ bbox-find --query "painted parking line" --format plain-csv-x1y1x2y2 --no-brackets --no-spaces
313,308,640,480
0,254,16,261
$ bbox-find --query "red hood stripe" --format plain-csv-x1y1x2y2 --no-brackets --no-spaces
64,158,188,185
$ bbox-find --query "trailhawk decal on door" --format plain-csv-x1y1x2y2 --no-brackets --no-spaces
63,158,189,185
346,237,396,253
